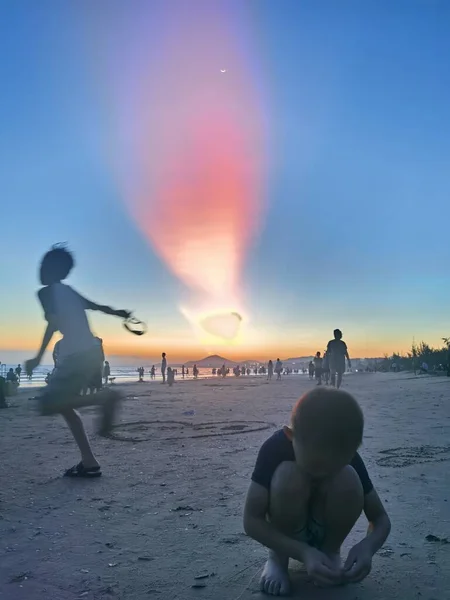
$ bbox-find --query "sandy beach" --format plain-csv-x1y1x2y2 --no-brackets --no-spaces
1,372,449,599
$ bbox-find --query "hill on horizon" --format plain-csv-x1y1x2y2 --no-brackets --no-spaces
184,354,239,368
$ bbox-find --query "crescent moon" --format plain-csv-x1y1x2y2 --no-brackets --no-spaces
220,69,227,73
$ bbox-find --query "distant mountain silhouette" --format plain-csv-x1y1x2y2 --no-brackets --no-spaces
184,354,239,368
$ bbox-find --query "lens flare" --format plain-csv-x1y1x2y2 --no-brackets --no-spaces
83,1,267,340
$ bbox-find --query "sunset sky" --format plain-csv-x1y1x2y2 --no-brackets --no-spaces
1,0,450,365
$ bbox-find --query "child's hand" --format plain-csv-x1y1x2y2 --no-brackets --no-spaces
115,309,131,319
303,546,343,587
25,357,40,376
343,539,373,583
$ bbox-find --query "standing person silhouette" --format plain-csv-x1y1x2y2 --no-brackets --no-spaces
103,361,111,386
267,360,274,381
15,364,22,382
275,359,283,381
161,352,167,384
327,329,351,389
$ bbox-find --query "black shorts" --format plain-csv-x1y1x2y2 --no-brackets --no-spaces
39,346,103,415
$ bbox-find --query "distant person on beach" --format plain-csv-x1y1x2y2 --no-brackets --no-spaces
167,367,175,386
314,352,323,385
15,364,22,382
275,359,283,381
137,366,145,382
308,361,315,380
161,352,167,383
0,373,7,408
24,245,130,478
150,365,156,380
268,360,274,381
327,329,351,389
244,387,391,596
182,365,185,379
103,361,111,386
193,364,199,379
7,368,18,383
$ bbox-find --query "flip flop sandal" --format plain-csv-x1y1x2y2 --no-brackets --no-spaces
123,316,147,336
64,462,102,478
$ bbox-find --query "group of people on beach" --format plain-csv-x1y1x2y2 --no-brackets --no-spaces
11,245,392,596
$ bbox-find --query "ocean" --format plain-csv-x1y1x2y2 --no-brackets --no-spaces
1,364,306,389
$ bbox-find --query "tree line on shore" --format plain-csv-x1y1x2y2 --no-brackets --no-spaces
377,338,450,373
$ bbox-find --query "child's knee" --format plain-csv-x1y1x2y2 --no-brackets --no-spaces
325,465,364,508
271,461,311,498
269,462,311,528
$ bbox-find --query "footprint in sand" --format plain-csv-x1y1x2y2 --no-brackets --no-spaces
106,420,274,443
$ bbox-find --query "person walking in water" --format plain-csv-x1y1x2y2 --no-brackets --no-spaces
327,329,351,389
275,358,283,381
267,360,274,381
150,365,156,380
161,352,167,384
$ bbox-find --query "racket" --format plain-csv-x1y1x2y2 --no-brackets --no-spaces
123,316,147,336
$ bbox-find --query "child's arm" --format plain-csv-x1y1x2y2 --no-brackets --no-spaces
344,343,351,366
78,294,130,319
25,322,56,374
25,289,57,374
344,489,391,582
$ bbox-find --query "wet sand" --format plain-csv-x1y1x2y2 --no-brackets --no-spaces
1,373,449,599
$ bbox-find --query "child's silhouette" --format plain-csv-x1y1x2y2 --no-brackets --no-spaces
25,245,130,478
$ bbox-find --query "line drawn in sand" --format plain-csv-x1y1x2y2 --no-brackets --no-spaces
107,420,275,442
377,445,450,468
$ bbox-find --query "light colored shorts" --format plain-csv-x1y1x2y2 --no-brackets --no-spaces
39,346,103,415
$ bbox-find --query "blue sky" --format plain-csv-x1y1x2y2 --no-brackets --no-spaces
1,0,450,363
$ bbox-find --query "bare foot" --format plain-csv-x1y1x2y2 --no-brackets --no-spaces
260,551,290,596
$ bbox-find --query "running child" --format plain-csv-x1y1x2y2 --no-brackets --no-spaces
244,388,391,596
25,245,131,478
